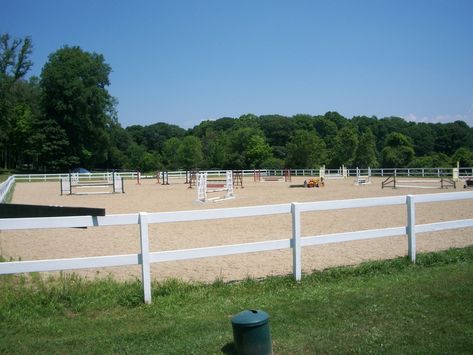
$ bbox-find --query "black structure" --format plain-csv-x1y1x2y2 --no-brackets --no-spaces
0,203,105,218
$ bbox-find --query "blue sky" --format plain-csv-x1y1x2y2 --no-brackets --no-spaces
2,0,473,128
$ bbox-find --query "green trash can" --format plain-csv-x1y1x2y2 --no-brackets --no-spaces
231,309,272,355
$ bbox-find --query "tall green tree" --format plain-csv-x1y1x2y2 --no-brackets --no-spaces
226,127,263,169
409,152,450,168
451,148,473,167
162,137,182,170
191,117,235,137
353,128,378,168
39,46,116,169
285,130,327,168
292,114,315,131
31,118,77,171
177,136,203,170
125,143,160,172
351,115,378,134
330,126,359,168
126,122,186,153
258,114,294,148
405,123,435,156
0,34,33,80
375,117,410,151
313,116,338,149
200,129,228,169
324,111,347,129
0,33,35,169
381,132,415,167
434,121,473,155
234,113,259,130
105,120,133,169
244,135,272,168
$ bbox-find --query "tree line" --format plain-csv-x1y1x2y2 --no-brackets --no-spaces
1,33,473,173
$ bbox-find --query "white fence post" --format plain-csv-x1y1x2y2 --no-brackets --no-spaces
139,212,152,304
406,195,416,263
291,202,302,281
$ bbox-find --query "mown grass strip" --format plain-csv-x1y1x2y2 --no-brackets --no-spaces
1,246,473,354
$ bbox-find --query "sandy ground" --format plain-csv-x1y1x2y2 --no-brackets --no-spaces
1,176,472,282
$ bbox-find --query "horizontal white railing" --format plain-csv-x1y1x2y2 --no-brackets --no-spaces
10,167,473,183
0,176,16,203
13,171,138,182
1,191,473,303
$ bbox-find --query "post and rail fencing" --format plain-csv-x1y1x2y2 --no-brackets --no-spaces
1,191,472,304
12,171,138,182
0,176,16,203
8,166,473,184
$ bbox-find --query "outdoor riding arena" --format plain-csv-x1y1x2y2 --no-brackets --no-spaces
1,174,473,283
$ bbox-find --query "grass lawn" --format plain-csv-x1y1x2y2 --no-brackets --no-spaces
0,174,10,183
1,246,473,354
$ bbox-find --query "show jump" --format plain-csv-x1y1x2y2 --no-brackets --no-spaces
60,172,125,195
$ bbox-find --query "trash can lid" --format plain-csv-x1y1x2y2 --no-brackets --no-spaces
231,309,269,327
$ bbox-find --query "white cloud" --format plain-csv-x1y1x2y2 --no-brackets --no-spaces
403,113,473,126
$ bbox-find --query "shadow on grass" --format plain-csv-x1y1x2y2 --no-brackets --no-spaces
221,342,236,354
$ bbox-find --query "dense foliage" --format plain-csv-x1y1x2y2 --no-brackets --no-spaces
1,33,473,172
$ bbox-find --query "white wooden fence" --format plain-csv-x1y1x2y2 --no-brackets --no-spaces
1,191,473,304
12,171,138,182
10,167,473,184
0,176,16,203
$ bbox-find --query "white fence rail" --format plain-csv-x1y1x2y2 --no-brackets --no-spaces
1,191,473,304
13,171,138,182
10,167,473,183
0,176,16,203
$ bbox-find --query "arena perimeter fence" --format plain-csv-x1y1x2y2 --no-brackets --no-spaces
1,190,473,304
0,176,16,203
2,167,472,200
8,166,473,183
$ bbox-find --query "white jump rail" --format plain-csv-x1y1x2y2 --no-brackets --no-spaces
1,191,473,304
